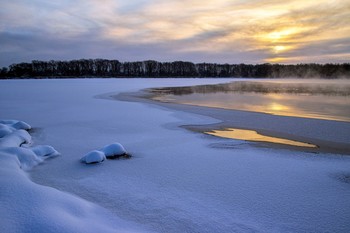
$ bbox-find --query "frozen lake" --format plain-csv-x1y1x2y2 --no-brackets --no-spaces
151,79,350,122
1,78,350,233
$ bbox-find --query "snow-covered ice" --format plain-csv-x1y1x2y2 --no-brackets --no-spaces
0,78,350,233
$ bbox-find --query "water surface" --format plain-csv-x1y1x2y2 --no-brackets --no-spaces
206,128,317,148
151,79,350,122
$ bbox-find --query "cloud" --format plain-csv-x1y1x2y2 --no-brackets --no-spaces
0,0,349,66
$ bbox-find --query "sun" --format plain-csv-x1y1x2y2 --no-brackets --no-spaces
267,28,299,42
273,45,286,52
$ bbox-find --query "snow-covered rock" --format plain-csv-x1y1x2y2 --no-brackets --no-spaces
0,129,31,147
31,145,60,158
101,142,129,159
81,150,106,164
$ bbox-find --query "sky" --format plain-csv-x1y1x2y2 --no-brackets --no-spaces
0,0,349,67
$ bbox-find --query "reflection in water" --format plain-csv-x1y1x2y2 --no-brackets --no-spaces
150,80,350,122
206,128,317,148
151,80,350,96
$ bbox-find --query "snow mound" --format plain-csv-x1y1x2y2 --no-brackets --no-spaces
0,119,21,125
0,129,31,147
12,121,31,130
0,119,31,130
81,150,106,164
32,145,60,158
0,120,60,170
0,120,31,138
101,142,130,159
0,124,13,137
0,147,44,171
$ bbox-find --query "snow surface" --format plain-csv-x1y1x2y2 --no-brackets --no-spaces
0,78,350,233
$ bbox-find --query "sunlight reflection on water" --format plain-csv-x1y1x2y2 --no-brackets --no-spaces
206,128,317,148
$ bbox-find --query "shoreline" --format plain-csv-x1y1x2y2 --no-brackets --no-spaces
114,89,350,155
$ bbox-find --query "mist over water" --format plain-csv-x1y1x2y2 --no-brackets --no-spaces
151,79,350,122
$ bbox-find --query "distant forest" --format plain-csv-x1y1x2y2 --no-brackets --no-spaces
1,59,349,79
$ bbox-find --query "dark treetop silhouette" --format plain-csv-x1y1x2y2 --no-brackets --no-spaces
1,59,349,79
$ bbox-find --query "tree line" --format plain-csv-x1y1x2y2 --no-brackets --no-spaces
1,59,349,79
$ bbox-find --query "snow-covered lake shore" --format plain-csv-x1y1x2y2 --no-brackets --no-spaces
1,78,350,233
